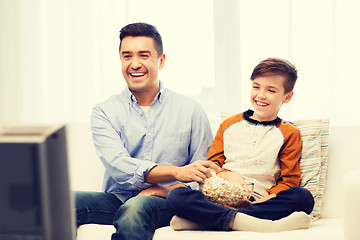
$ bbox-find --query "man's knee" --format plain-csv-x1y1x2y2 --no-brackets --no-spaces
119,196,166,218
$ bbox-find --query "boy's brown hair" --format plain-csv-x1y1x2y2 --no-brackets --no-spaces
250,58,298,93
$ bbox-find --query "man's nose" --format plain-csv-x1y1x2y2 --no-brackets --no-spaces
131,57,142,69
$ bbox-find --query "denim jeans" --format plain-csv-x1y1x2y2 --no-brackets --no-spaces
166,187,315,230
74,191,174,240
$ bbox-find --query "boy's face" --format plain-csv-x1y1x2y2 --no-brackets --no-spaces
120,36,165,95
250,75,293,122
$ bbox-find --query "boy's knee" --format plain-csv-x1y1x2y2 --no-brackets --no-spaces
289,187,315,214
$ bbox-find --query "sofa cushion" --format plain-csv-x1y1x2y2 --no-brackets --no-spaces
294,119,329,219
153,218,343,240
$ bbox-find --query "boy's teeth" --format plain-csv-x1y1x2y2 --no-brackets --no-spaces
257,101,267,106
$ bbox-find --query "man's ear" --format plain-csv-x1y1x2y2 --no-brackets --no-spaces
159,54,166,70
284,91,294,103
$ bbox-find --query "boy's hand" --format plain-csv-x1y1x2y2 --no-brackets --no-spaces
176,160,221,183
137,184,171,198
250,193,276,204
224,197,251,209
217,172,251,198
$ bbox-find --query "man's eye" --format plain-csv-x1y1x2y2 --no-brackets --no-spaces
123,55,131,59
141,54,149,58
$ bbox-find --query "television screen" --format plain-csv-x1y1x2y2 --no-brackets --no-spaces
0,124,75,240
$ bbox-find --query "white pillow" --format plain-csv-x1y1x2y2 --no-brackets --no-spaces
294,119,330,220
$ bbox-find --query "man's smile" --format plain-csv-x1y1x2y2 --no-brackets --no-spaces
129,72,147,77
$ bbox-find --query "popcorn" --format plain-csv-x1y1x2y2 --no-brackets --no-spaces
200,170,246,207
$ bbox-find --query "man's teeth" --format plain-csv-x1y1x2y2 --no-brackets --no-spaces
130,72,145,77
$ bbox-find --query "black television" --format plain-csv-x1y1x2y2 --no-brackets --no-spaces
0,124,75,240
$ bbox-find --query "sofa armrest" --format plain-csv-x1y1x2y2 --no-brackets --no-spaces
342,167,360,240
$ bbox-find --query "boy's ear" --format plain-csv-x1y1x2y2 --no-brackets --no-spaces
284,91,294,103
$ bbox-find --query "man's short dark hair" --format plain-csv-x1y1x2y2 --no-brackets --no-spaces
119,22,163,56
251,58,298,93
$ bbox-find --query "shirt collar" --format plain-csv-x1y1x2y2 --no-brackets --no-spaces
244,109,281,126
125,80,166,106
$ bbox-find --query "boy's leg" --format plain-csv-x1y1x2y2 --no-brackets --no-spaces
166,187,237,230
232,211,311,232
74,191,122,226
239,187,314,220
112,195,174,240
167,187,314,232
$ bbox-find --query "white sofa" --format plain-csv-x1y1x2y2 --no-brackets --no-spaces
68,122,360,240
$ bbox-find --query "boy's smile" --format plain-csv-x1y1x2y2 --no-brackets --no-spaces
250,75,293,122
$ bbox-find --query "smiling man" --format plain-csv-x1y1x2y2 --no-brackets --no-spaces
74,23,219,240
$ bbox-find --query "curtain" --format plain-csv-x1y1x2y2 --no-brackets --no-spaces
235,0,360,125
0,0,128,123
1,0,359,126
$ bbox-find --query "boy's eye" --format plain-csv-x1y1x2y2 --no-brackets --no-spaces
268,89,276,93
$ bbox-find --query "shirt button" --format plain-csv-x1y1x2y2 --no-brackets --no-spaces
145,156,150,160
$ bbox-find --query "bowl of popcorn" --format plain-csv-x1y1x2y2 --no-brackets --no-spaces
200,170,248,208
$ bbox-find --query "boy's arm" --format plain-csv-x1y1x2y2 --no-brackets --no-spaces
206,123,227,167
268,125,302,195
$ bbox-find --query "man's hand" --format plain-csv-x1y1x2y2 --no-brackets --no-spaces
144,161,221,184
175,160,221,183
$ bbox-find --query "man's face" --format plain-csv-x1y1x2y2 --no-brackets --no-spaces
120,36,165,94
250,75,293,122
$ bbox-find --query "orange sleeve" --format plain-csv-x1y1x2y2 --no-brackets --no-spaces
268,122,302,195
206,113,244,169
206,123,226,167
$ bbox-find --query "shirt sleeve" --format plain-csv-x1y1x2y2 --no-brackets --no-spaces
268,124,302,195
206,122,226,167
206,114,243,167
188,104,214,163
91,105,155,191
183,104,214,189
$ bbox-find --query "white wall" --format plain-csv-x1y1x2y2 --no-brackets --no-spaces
0,0,128,124
235,0,360,125
1,0,360,126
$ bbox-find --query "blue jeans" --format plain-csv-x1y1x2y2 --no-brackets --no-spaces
166,187,315,230
74,191,174,240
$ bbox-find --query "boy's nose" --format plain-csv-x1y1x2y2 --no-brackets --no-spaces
258,91,266,99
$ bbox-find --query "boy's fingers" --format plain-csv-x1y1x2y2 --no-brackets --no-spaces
242,184,251,197
201,160,221,172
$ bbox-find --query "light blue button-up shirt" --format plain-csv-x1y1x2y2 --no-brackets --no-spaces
90,83,213,203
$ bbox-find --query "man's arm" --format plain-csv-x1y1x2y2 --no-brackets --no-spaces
91,105,156,190
144,161,221,184
142,102,217,197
